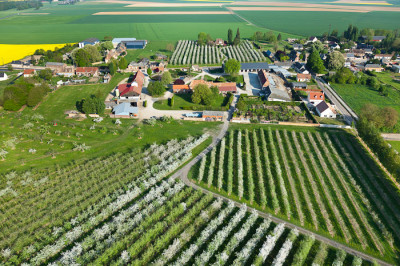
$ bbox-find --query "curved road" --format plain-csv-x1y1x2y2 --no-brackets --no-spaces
171,96,391,266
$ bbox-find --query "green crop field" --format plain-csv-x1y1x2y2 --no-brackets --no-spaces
234,11,400,36
331,83,400,127
189,124,400,263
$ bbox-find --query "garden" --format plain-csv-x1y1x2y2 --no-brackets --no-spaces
189,125,400,263
234,96,316,123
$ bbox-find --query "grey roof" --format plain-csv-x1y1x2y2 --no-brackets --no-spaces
113,102,138,115
112,38,137,43
373,36,386,41
240,62,269,70
292,82,307,87
0,72,6,78
266,85,291,101
80,38,99,43
392,65,400,69
316,101,329,113
365,64,382,68
46,62,65,66
293,44,303,48
203,111,224,117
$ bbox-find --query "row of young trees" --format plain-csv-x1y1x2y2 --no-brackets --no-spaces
194,128,400,257
170,40,222,65
221,40,265,62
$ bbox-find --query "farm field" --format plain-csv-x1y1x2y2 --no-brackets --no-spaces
0,132,364,265
331,83,400,127
189,124,400,263
234,10,400,36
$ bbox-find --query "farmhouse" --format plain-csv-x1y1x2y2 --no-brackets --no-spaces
365,64,384,72
23,69,35,78
215,38,224,46
149,61,165,73
78,38,99,48
374,54,393,60
315,101,336,118
0,72,8,81
46,62,66,72
116,71,145,104
112,102,138,118
203,111,224,121
293,62,309,74
240,62,269,72
128,61,148,72
76,67,99,77
296,73,311,82
308,36,318,43
173,84,190,93
155,53,168,60
307,91,325,105
293,44,303,51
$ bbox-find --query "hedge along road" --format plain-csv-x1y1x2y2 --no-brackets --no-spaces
170,101,391,266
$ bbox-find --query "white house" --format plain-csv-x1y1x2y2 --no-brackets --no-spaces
315,101,336,118
0,72,8,81
78,38,99,48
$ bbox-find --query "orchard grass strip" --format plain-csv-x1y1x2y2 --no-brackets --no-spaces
276,130,304,225
245,129,255,204
252,130,267,209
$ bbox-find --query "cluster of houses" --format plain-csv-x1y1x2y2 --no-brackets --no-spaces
127,58,166,73
23,64,101,78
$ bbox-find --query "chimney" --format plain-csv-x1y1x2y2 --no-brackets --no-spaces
115,88,120,97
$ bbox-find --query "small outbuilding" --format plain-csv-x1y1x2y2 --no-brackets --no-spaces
112,102,139,118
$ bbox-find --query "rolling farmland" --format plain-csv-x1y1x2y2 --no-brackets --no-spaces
190,126,400,263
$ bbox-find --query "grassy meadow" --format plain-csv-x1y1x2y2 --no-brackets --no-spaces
331,83,400,128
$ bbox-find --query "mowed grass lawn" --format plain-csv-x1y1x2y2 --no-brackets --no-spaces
27,72,129,120
388,140,400,152
153,92,227,110
331,83,400,125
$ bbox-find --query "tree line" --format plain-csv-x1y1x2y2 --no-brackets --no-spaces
0,0,42,11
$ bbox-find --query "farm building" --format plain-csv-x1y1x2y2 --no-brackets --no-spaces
365,64,384,72
297,73,311,82
155,53,168,60
269,65,294,78
203,111,224,121
112,102,138,118
172,84,190,93
293,44,303,51
292,82,307,90
46,62,66,72
76,67,99,77
392,65,400,73
315,101,336,118
128,61,148,72
0,72,8,81
265,76,291,102
258,70,270,89
23,69,35,78
293,62,309,74
116,71,145,104
374,54,393,60
78,38,99,48
189,79,237,94
240,62,269,72
112,38,147,49
215,38,224,46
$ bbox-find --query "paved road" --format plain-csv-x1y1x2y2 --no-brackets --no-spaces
170,94,391,266
316,77,358,125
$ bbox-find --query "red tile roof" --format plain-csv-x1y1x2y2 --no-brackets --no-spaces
119,71,145,97
24,69,35,75
172,84,190,92
257,70,269,87
297,73,311,80
213,82,237,92
309,91,324,100
76,67,99,74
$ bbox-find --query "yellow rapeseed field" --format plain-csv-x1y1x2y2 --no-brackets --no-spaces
0,44,71,65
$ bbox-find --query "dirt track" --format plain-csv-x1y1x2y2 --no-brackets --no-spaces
95,0,223,6
229,6,368,12
93,11,231,15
